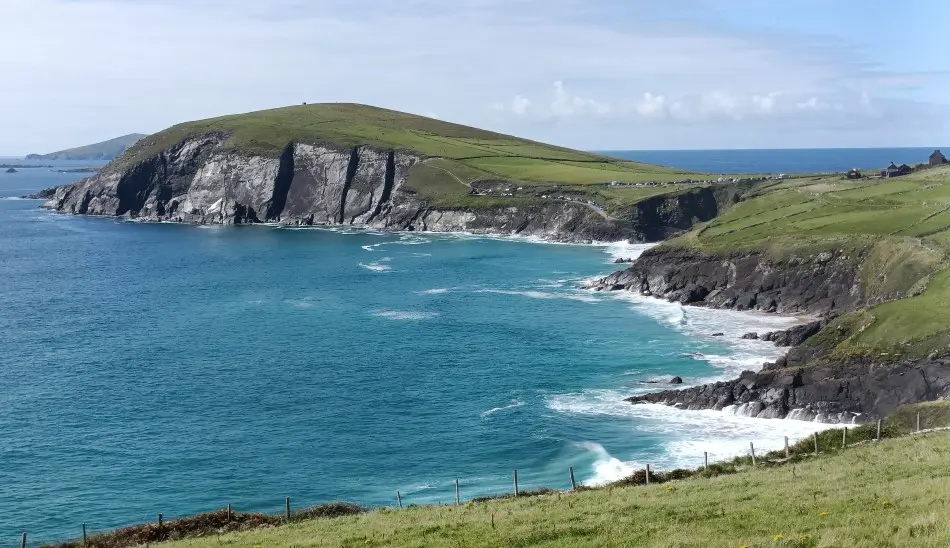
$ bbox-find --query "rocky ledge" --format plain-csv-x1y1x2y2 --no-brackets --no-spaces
628,354,950,423
591,245,950,423
588,246,864,315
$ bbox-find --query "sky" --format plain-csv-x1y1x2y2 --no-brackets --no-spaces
1,0,948,153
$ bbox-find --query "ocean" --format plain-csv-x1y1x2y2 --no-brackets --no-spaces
600,147,943,175
0,154,844,543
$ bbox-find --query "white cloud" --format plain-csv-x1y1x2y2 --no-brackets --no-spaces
0,0,946,152
636,93,667,118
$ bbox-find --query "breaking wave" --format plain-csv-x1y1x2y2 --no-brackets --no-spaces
372,310,440,321
547,389,836,473
576,442,639,486
474,289,601,304
480,400,524,418
419,288,452,295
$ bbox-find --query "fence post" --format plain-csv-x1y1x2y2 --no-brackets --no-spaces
645,464,651,485
704,451,708,470
286,497,291,520
158,514,163,528
750,442,756,466
917,412,921,432
842,427,847,449
83,523,87,546
397,490,403,509
569,467,577,491
227,504,231,522
21,532,26,548
514,470,519,496
455,479,461,506
784,436,790,458
813,432,819,456
877,419,882,440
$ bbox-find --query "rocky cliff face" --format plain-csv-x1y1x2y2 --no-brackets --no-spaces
588,247,864,315
42,135,732,243
592,245,950,423
628,355,950,423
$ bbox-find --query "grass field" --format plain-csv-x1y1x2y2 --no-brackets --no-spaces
147,429,950,548
668,165,950,361
114,103,707,209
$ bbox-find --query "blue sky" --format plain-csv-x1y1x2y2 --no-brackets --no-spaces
1,0,947,153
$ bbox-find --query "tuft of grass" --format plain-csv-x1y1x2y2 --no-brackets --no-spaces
889,401,950,433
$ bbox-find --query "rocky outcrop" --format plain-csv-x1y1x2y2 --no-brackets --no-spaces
628,356,950,423
21,187,57,200
589,247,864,315
41,134,735,243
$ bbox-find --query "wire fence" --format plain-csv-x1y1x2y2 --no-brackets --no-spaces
12,412,949,548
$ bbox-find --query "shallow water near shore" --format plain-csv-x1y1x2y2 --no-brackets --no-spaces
0,168,833,543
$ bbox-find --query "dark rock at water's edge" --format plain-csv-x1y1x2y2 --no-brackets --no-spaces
588,247,864,315
5,167,16,173
627,356,950,423
56,167,100,173
21,187,57,200
669,376,684,384
761,321,825,347
614,257,635,264
39,134,757,243
710,333,724,337
741,332,759,340
0,163,54,169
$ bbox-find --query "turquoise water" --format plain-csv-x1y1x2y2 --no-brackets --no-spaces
0,165,829,544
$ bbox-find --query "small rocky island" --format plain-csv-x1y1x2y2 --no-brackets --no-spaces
5,167,17,173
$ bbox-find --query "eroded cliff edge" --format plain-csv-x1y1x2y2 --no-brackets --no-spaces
42,134,738,243
588,245,950,423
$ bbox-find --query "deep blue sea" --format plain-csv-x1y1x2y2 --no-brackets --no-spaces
601,147,944,175
0,156,838,544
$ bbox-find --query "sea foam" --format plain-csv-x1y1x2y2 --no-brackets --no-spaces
372,310,440,321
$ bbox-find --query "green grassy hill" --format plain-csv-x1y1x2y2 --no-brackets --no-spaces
133,428,950,547
115,103,706,209
27,133,146,161
667,165,950,361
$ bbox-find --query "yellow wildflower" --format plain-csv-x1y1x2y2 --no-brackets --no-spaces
774,533,785,541
819,511,829,517
882,500,891,507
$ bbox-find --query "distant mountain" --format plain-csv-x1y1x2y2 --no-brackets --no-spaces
26,133,147,161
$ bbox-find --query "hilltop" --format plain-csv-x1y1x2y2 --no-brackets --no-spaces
111,103,703,209
42,103,747,243
26,133,147,161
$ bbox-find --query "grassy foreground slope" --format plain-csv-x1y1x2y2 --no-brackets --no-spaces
670,165,950,361
114,103,704,209
159,431,950,548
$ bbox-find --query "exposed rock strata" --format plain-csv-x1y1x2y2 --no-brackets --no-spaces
592,245,949,423
42,134,739,243
588,247,864,315
628,356,950,423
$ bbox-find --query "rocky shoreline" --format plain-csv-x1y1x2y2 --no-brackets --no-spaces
590,246,950,423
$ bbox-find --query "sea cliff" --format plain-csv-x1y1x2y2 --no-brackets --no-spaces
42,134,737,243
589,241,950,423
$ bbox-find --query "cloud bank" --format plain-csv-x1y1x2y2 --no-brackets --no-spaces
0,0,946,152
